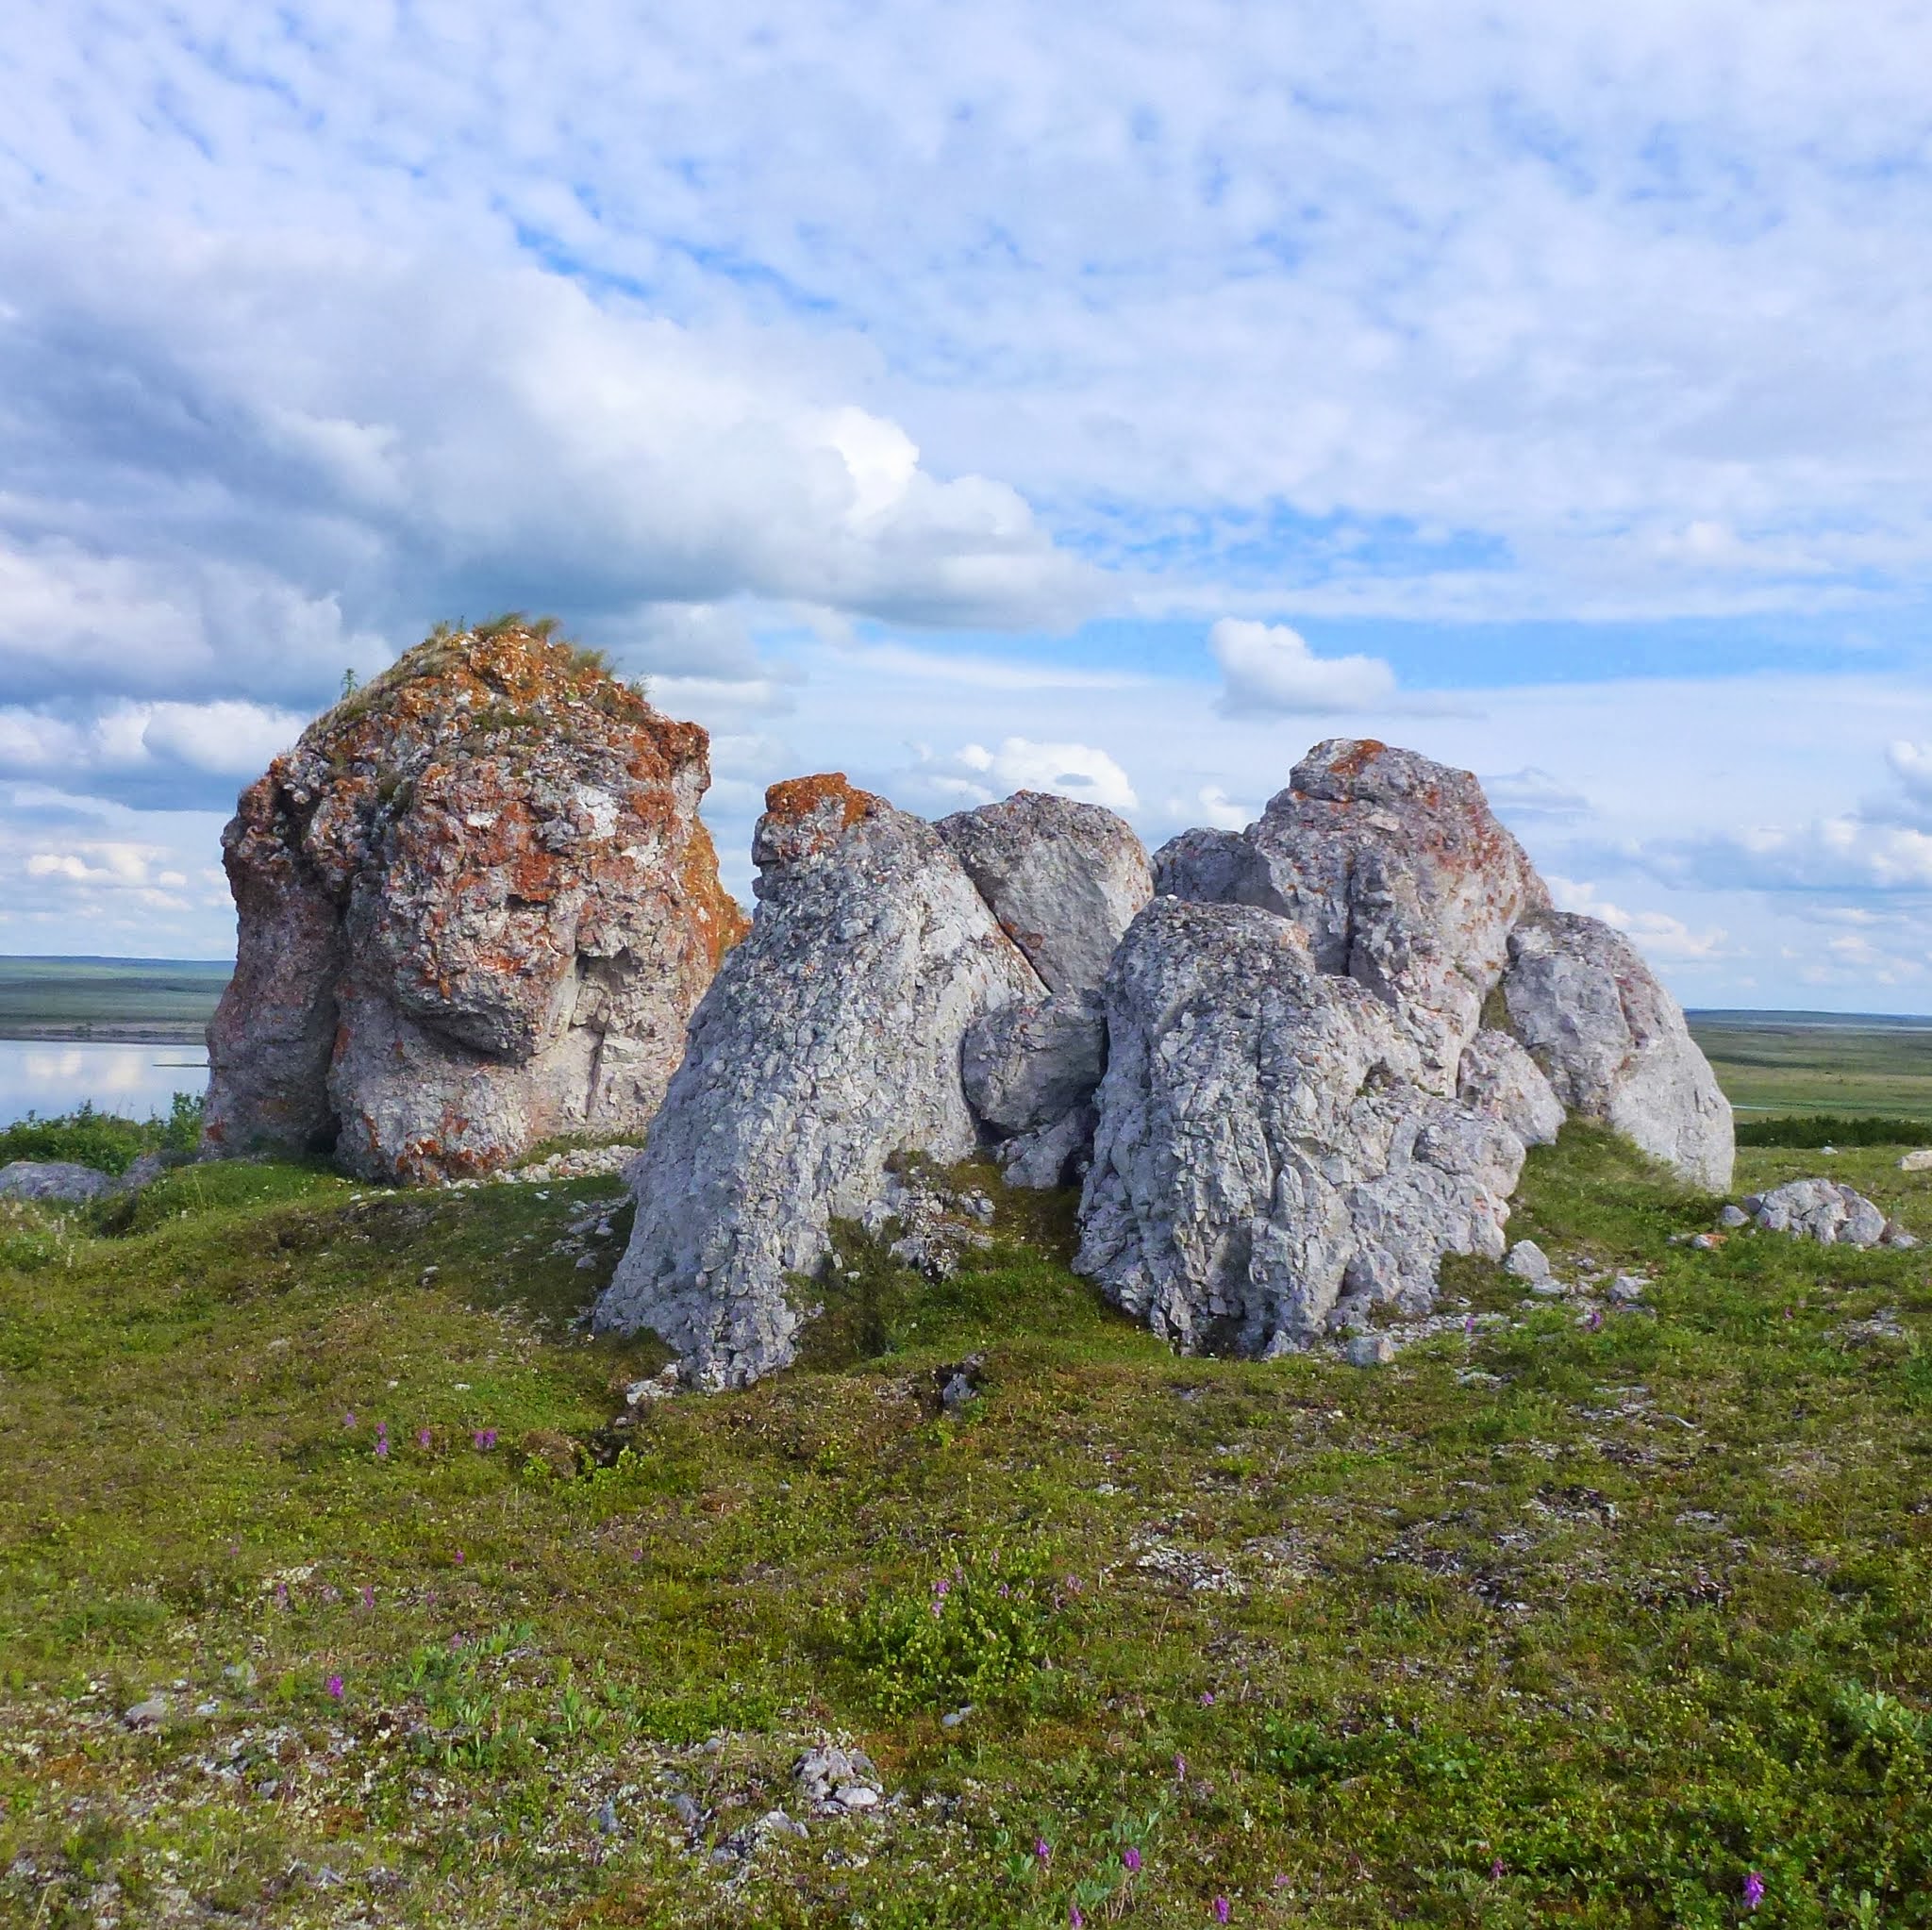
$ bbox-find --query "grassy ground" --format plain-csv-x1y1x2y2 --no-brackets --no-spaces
2,1131,1930,1927
1688,1014,1932,1123
0,958,231,1043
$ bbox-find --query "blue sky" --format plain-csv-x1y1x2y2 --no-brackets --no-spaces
5,0,1932,1007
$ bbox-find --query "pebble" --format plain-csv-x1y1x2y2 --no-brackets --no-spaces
123,1696,169,1730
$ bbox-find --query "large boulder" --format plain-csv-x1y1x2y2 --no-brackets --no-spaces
1456,1028,1565,1148
1501,911,1733,1191
594,775,1045,1387
203,624,745,1181
1076,898,1526,1356
1153,740,1549,1089
936,792,1152,996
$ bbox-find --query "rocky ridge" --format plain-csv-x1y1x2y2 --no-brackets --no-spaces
591,736,1733,1385
204,624,744,1183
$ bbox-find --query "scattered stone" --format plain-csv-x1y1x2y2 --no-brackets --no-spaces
594,1799,620,1837
1609,1274,1648,1304
204,624,745,1181
508,1144,641,1185
1689,1232,1725,1251
935,790,1152,995
123,1696,169,1730
1345,1332,1395,1367
594,777,1041,1387
1718,1204,1750,1228
1745,1179,1915,1249
1899,1150,1932,1172
940,1705,974,1729
668,1792,703,1828
622,1365,680,1406
1078,898,1525,1356
794,1743,884,1815
1504,1240,1552,1284
1501,911,1734,1191
0,1160,114,1203
862,1165,997,1282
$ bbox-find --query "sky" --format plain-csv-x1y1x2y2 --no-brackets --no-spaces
6,3,1932,1008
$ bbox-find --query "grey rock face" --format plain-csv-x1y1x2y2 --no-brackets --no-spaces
961,994,1106,1133
595,775,1043,1387
1076,898,1526,1356
1744,1179,1917,1248
1457,1029,1565,1147
0,1160,113,1203
1502,911,1734,1191
960,991,1106,1189
203,625,744,1183
1153,740,1548,1089
936,792,1151,996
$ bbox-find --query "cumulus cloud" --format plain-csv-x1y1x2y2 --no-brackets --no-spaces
910,737,1140,814
1482,767,1592,822
1547,875,1731,961
1210,619,1399,717
0,700,305,809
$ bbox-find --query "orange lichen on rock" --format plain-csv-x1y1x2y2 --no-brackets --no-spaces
204,621,747,1181
762,773,877,827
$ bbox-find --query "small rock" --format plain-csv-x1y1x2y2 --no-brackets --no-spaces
123,1695,169,1730
1527,1277,1568,1298
1821,1145,1838,1156
940,1373,977,1413
1898,1149,1932,1172
940,1705,974,1729
668,1791,702,1827
794,1742,884,1814
1504,1240,1552,1284
1689,1232,1724,1251
1609,1275,1648,1304
0,1159,114,1203
1718,1205,1750,1228
623,1365,681,1406
1345,1332,1395,1368
758,1808,808,1840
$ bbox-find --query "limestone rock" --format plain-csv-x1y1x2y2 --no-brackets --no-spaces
594,776,1043,1386
961,994,1105,1134
1153,740,1548,1089
203,624,744,1181
961,991,1106,1186
0,1159,113,1203
936,792,1152,995
1076,898,1526,1356
1501,911,1733,1192
1744,1179,1916,1249
1899,1149,1932,1172
1457,1029,1565,1147
1504,1239,1552,1283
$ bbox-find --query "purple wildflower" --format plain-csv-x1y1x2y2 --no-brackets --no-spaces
375,1423,390,1458
1034,1837,1051,1865
1200,1689,1216,1706
274,1580,289,1609
1464,1313,1477,1339
1214,1899,1231,1924
1070,1909,1084,1929
453,1548,465,1564
1174,1753,1187,1783
360,1585,375,1610
474,1428,497,1451
1587,1308,1604,1332
1490,1858,1505,1880
1743,1872,1765,1910
343,1411,356,1428
417,1427,432,1451
325,1672,343,1701
1273,1874,1291,1889
1123,1846,1142,1874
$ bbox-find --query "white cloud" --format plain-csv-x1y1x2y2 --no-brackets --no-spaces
1210,619,1399,717
1547,874,1730,961
914,737,1140,814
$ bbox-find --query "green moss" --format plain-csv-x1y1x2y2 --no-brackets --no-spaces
2,1135,1930,1924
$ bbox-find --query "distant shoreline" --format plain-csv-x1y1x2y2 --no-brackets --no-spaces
0,1024,212,1045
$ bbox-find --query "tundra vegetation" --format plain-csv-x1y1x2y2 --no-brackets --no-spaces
1,1117,1929,1926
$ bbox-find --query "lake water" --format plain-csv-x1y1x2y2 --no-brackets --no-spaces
0,1040,209,1129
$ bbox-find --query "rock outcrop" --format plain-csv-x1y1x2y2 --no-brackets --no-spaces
593,776,1044,1387
1075,898,1526,1355
936,792,1151,995
203,624,744,1181
1501,911,1733,1191
1456,1028,1565,1148
939,792,1151,1186
1153,740,1548,1090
